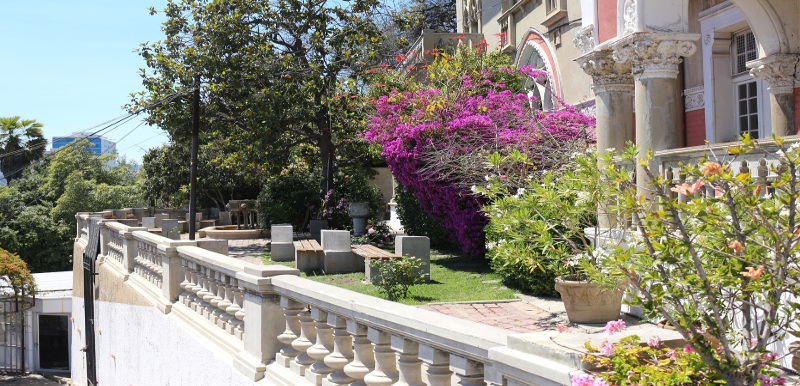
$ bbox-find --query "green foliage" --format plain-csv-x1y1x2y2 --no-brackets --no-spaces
256,168,319,231
51,173,145,226
369,256,425,301
479,150,601,295
581,335,726,385
394,181,455,248
593,137,800,383
0,204,72,273
0,247,36,299
0,116,47,182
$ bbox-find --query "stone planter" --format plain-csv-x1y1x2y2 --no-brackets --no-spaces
554,276,626,324
349,202,370,236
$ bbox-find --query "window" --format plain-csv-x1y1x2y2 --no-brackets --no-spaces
736,81,759,139
732,31,762,139
518,47,553,111
733,31,757,75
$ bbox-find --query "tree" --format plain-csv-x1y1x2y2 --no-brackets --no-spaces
0,117,47,182
131,0,385,196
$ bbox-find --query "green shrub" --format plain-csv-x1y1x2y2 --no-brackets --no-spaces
394,181,455,249
369,256,425,301
256,169,319,231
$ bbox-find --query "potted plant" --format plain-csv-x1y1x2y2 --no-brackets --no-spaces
480,148,628,323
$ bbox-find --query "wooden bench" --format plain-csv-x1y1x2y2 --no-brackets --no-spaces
352,245,402,282
293,238,324,270
351,244,401,261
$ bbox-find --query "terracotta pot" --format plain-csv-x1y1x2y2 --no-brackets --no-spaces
555,276,626,324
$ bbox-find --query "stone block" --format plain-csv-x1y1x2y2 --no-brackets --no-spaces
271,243,295,262
396,235,431,281
309,219,328,243
161,219,180,240
186,213,203,222
142,217,156,229
116,219,139,227
131,208,146,220
323,251,363,274
218,212,232,225
271,225,293,243
196,239,229,255
113,210,128,220
154,214,169,228
321,230,350,252
296,250,324,271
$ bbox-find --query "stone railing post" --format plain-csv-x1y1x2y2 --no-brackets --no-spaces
233,265,300,381
122,227,146,277
159,240,196,314
99,222,110,257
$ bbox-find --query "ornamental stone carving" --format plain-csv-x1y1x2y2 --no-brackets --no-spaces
683,86,704,111
623,0,637,35
748,54,800,95
575,49,633,92
611,33,699,80
573,24,595,54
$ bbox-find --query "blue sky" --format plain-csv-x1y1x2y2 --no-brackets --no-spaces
0,1,170,164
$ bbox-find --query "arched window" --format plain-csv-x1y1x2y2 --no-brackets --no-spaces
517,42,555,111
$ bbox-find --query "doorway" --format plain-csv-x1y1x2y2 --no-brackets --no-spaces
38,315,69,371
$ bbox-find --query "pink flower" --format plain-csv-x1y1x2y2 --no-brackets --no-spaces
667,349,677,361
557,324,571,334
647,335,661,348
750,338,758,346
604,319,626,335
571,374,609,386
762,352,778,360
740,266,764,278
683,344,695,354
727,240,743,254
367,228,375,234
599,340,614,356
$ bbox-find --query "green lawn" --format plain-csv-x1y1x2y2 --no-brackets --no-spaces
261,248,519,305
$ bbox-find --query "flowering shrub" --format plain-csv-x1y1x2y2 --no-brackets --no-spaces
0,248,35,300
594,136,800,383
365,45,594,256
479,149,600,295
369,256,425,301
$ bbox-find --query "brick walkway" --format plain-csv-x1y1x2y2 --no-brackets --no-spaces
227,238,271,265
418,299,568,333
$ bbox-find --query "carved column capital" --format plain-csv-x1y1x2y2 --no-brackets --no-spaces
575,49,634,93
747,54,800,95
612,33,699,80
572,24,595,55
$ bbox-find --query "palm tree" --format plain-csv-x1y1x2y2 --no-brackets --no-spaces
0,117,47,182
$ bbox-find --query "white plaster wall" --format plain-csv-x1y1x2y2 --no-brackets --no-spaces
71,298,271,386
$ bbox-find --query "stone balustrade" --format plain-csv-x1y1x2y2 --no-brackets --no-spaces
77,212,580,385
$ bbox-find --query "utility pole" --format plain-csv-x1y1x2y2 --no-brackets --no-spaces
189,74,200,240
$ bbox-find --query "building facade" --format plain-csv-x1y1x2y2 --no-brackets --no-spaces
52,132,115,156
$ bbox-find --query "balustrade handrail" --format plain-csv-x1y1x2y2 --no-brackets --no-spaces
270,275,510,361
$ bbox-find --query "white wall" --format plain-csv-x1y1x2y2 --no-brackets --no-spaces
70,298,271,386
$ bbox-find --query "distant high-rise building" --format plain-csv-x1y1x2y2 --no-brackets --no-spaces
52,132,115,156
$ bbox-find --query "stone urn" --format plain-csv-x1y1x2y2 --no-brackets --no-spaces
554,276,627,324
348,202,370,236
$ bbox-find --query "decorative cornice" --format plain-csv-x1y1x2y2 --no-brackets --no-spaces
575,49,634,92
572,24,595,55
747,54,800,95
683,86,704,112
622,0,637,35
611,33,700,80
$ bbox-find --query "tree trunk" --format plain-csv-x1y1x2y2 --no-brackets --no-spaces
317,110,335,195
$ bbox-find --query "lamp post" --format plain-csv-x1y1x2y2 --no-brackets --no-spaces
189,74,200,240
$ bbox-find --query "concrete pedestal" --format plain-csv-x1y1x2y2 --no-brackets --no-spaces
395,236,431,282
271,225,295,262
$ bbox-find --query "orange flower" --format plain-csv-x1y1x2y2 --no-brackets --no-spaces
702,161,723,176
727,240,743,254
671,179,705,196
740,266,764,278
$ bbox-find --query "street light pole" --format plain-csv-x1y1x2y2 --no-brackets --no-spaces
189,74,200,240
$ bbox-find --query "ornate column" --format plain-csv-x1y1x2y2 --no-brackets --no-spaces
748,54,800,137
576,49,634,228
612,32,699,195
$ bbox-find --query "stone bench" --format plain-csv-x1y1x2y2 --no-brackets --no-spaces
293,239,324,271
353,245,401,282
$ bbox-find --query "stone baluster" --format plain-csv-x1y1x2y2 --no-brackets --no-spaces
191,264,208,313
363,328,398,385
216,275,233,329
343,322,374,386
186,264,200,309
419,345,452,386
194,266,212,315
201,267,219,320
306,308,334,385
757,159,769,195
291,310,317,376
179,259,192,305
210,272,227,324
233,283,246,336
276,297,304,367
323,315,353,386
450,356,485,386
225,278,244,333
122,231,140,275
392,337,424,386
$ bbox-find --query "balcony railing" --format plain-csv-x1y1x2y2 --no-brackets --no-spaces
76,212,578,385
